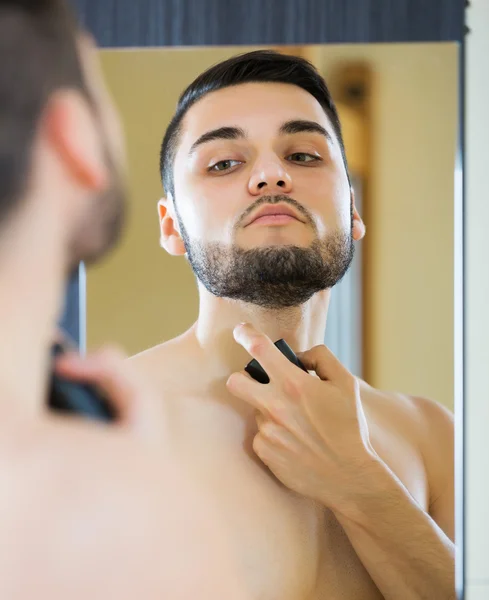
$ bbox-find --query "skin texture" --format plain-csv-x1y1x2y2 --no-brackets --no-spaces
0,35,247,599
134,80,456,599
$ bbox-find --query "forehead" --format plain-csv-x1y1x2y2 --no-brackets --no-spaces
179,82,334,147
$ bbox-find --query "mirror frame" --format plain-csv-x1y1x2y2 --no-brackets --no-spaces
62,1,466,597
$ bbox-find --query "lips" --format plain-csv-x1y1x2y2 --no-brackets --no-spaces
245,204,303,227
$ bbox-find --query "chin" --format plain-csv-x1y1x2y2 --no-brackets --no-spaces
244,232,312,249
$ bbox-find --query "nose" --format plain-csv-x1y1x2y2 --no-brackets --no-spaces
248,157,293,196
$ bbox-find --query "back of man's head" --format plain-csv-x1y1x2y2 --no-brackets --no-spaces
0,0,87,226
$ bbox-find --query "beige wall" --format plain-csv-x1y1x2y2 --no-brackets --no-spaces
367,44,456,408
89,43,457,410
306,44,457,407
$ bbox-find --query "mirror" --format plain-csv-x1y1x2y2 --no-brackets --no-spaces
87,42,458,597
89,42,457,406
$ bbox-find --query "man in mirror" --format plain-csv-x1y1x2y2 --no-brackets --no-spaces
132,49,456,599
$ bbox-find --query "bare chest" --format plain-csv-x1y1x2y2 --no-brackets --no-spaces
171,394,428,600
180,436,323,599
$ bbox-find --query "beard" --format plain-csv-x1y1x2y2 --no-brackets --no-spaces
176,196,354,310
69,147,127,271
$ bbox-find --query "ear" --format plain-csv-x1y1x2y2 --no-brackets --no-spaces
351,188,366,241
157,195,186,256
42,89,108,192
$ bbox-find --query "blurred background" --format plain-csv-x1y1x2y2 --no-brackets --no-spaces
87,42,457,411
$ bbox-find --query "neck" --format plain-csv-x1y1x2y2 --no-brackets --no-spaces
0,201,67,418
193,286,331,379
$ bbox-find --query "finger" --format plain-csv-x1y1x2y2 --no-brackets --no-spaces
255,411,266,429
54,346,146,424
56,350,166,440
259,415,304,454
297,344,351,382
233,323,294,380
54,346,126,377
252,432,276,464
257,418,288,446
226,371,269,413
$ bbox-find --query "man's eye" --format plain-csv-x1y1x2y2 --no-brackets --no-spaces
209,159,241,172
287,152,320,163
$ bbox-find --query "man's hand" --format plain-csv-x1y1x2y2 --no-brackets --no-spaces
226,323,378,510
53,345,166,444
227,323,455,600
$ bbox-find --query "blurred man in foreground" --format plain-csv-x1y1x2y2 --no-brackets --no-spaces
0,1,246,598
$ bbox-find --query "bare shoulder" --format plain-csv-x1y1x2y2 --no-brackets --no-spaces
408,394,454,442
406,394,454,497
361,382,454,504
0,414,184,545
0,415,147,506
0,416,246,599
130,335,184,364
360,380,453,438
369,389,454,534
128,329,198,387
0,417,135,575
129,330,190,365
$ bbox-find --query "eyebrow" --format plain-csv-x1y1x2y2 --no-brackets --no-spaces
189,126,246,155
188,118,334,156
279,119,334,144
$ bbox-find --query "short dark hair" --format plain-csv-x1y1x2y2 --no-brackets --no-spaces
159,49,349,198
0,0,87,224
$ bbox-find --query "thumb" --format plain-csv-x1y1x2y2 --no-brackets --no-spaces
54,347,165,442
297,344,349,382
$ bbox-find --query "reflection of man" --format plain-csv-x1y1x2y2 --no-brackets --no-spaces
0,2,246,598
133,50,455,599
